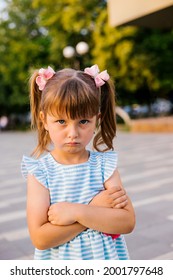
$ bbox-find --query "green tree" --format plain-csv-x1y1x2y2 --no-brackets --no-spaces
92,10,173,105
33,0,173,105
0,0,173,117
32,0,107,69
0,0,50,114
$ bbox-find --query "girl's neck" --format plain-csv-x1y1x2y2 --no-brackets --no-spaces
50,149,89,165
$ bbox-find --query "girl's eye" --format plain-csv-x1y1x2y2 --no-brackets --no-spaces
57,120,65,124
79,120,89,125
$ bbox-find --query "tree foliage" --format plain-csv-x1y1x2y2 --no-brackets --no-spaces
32,0,107,67
0,0,50,114
92,10,173,104
0,0,173,115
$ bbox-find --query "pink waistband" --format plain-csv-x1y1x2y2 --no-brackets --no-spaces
103,233,120,239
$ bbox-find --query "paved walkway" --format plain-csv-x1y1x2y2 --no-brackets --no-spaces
0,131,173,260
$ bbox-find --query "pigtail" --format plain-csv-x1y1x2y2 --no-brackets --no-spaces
29,71,50,157
29,71,41,129
93,80,116,151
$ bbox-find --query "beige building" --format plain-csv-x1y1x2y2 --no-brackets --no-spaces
108,0,173,28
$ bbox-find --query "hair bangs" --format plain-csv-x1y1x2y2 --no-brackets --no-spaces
45,77,100,119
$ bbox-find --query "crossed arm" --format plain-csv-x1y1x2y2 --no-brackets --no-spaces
26,170,135,250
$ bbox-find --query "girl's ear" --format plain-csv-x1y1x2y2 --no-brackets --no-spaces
39,111,48,130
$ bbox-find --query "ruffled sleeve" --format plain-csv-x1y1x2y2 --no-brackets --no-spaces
21,155,48,188
102,151,118,183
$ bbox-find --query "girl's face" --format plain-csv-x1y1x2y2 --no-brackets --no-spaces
41,112,98,156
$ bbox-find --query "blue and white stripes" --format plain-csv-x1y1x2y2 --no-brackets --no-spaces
21,151,129,260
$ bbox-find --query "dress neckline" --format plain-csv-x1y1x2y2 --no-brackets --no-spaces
48,150,92,167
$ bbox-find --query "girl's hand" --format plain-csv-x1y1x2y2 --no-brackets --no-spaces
48,202,77,226
90,186,127,209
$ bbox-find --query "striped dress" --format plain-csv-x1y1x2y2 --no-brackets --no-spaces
21,151,129,260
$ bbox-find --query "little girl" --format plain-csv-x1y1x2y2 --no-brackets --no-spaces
21,64,135,260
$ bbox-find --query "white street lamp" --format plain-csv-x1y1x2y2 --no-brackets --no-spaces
63,41,89,69
63,42,89,58
63,46,75,58
75,41,89,55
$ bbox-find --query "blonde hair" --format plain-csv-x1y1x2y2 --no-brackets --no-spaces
29,68,116,157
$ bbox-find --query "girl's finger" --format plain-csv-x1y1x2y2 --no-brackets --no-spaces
111,190,127,200
114,194,127,203
114,200,128,209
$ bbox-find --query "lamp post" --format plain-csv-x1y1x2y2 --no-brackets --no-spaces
63,41,89,69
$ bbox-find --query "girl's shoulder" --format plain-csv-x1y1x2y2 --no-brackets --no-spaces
90,151,118,183
90,150,118,163
21,153,50,170
21,153,50,188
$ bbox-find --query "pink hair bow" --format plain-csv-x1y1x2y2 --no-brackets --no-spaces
36,66,55,91
84,64,109,87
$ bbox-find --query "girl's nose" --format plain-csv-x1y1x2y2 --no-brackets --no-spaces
68,125,79,139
